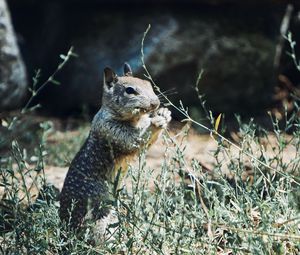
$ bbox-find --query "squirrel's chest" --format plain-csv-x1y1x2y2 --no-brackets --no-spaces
109,154,136,184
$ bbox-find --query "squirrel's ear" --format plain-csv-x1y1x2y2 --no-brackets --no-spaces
103,67,117,87
123,62,133,76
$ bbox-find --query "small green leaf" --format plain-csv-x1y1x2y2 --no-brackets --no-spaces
60,54,66,60
49,77,60,85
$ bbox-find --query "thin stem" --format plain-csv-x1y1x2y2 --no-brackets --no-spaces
285,32,300,72
22,47,75,114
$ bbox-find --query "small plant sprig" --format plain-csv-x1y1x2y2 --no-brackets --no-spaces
1,46,76,152
284,32,300,72
22,47,77,114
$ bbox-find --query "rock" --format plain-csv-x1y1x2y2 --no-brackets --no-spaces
151,30,275,115
8,2,282,117
0,0,27,110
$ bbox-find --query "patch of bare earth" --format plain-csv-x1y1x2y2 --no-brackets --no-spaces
1,121,295,202
43,124,296,192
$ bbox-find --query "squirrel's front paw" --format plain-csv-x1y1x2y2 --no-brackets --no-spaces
151,108,172,129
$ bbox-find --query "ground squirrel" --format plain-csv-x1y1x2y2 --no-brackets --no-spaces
59,63,171,238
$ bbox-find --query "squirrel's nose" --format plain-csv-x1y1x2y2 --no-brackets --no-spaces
150,99,160,110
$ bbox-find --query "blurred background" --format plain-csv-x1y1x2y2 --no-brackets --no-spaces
1,0,300,123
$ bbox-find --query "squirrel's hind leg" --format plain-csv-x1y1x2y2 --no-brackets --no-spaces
92,209,119,244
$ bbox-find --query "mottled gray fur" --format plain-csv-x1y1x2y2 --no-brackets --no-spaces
59,64,171,237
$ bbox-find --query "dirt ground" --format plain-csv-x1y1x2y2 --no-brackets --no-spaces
0,118,298,210
1,116,296,201
43,126,217,191
43,122,296,192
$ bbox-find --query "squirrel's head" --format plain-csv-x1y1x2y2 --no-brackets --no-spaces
101,63,160,120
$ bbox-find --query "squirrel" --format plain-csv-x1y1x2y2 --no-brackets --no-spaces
59,63,171,238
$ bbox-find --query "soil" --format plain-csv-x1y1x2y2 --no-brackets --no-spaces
43,122,296,191
1,118,296,201
43,124,218,191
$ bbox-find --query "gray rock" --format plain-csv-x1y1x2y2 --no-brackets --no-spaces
8,3,281,116
45,10,277,116
0,0,27,110
150,26,275,114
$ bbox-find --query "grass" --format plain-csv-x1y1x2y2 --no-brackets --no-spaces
1,104,300,254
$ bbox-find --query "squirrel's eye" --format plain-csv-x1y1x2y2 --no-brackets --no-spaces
125,87,136,95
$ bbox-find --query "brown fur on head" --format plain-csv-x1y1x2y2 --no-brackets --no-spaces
102,63,160,121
